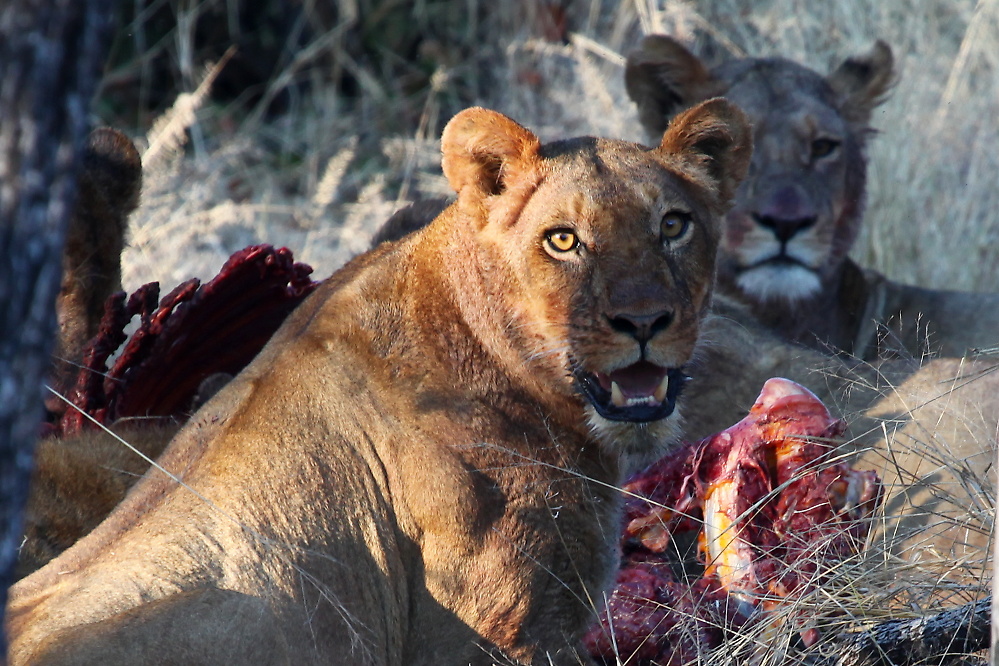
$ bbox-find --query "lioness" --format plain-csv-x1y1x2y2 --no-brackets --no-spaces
7,101,751,664
626,35,999,360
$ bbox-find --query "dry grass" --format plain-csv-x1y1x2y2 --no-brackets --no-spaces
116,0,999,294
99,0,997,662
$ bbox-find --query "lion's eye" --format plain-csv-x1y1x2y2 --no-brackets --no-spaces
811,138,840,160
545,229,579,253
660,211,691,243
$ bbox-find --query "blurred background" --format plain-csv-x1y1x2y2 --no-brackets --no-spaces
98,0,999,297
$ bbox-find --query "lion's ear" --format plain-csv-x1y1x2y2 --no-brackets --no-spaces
657,98,753,207
625,35,726,142
827,40,896,126
440,107,541,199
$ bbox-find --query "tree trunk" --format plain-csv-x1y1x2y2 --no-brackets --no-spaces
992,444,998,666
0,0,116,660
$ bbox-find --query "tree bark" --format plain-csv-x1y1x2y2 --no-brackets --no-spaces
992,444,998,666
0,0,116,660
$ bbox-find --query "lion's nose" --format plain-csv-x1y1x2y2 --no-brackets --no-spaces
752,183,818,243
608,310,673,345
752,213,817,243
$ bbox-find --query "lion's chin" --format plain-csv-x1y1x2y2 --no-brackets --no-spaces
736,261,821,303
585,406,684,476
572,361,687,474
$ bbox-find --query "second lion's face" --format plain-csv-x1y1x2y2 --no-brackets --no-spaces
716,67,862,304
625,36,895,308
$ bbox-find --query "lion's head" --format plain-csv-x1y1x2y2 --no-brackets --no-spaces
625,36,895,311
437,99,751,467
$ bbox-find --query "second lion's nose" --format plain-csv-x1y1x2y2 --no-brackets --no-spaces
753,213,818,243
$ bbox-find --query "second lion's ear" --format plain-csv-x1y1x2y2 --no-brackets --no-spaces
625,35,727,143
827,40,896,127
440,107,541,200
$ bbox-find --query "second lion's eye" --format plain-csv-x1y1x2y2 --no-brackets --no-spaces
546,229,579,253
811,138,840,160
661,211,691,243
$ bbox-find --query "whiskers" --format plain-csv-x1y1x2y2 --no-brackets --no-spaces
526,339,573,363
584,405,683,475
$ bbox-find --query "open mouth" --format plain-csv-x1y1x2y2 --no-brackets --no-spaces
573,360,686,423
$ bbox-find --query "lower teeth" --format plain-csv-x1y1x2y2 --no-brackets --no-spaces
606,374,671,409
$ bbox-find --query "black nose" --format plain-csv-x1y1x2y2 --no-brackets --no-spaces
753,213,817,243
608,310,673,345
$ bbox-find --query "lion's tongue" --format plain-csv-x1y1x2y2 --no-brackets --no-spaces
596,362,670,407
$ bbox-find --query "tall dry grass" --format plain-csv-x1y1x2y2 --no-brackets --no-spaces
116,0,999,295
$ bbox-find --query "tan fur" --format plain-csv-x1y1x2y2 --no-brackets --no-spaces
20,377,229,581
19,128,153,580
626,35,999,360
17,421,179,579
859,356,996,605
369,199,450,248
7,102,751,665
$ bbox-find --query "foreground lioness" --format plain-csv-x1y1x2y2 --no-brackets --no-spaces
7,101,751,664
626,35,999,359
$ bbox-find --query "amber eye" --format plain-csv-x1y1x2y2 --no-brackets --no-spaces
660,211,691,242
811,138,840,159
545,229,579,253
